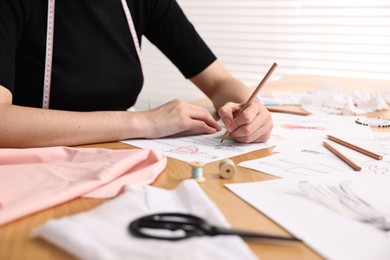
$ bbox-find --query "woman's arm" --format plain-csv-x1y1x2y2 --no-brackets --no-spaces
0,85,220,148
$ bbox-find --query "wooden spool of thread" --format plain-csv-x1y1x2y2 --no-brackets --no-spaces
219,159,236,179
190,161,205,183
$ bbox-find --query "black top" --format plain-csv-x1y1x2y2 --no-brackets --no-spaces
0,0,216,111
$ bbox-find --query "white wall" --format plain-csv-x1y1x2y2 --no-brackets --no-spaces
134,0,390,110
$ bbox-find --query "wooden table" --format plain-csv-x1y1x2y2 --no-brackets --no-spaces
1,75,389,260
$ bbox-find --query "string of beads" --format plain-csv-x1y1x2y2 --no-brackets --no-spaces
355,118,390,128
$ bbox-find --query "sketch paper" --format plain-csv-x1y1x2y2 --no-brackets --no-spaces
122,131,279,163
226,176,390,260
270,113,372,142
239,133,390,178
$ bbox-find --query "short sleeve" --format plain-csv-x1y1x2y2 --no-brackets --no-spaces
143,0,216,79
0,0,22,91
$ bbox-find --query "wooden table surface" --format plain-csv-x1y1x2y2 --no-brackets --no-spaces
1,75,389,260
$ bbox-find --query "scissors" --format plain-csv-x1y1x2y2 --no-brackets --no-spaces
129,212,301,242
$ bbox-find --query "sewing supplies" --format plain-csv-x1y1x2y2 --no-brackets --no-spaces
219,159,236,179
190,161,205,182
355,118,390,128
221,62,278,143
129,212,301,242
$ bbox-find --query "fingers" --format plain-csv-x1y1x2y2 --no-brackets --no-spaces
218,102,241,132
187,104,221,132
233,118,273,143
171,120,220,137
144,99,221,138
220,101,274,143
170,100,220,132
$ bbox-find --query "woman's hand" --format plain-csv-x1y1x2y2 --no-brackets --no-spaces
218,100,273,143
138,99,221,139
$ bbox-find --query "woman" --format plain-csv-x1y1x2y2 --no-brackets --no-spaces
0,0,273,148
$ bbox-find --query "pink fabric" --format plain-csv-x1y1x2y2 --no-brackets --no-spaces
0,146,166,226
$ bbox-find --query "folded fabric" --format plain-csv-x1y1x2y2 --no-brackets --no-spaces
33,180,257,260
0,146,166,226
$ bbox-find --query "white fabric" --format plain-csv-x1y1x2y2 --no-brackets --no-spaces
32,180,256,260
299,84,389,115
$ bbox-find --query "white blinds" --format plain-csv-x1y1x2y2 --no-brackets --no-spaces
134,0,390,110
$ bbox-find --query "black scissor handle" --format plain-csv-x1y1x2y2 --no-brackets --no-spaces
129,213,210,241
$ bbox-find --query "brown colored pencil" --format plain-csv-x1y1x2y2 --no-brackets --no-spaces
266,106,311,116
220,62,278,143
327,135,383,160
323,141,362,171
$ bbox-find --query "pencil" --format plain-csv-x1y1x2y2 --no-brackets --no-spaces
323,141,362,171
220,62,278,143
327,135,383,160
266,106,311,116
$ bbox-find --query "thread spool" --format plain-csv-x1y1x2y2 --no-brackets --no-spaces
190,161,205,183
219,159,236,179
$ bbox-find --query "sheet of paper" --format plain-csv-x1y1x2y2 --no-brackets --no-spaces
239,133,390,178
122,131,279,163
270,113,372,142
226,176,390,260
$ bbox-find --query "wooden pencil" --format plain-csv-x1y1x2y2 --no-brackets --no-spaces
220,62,278,143
266,106,311,116
327,135,383,160
323,141,362,171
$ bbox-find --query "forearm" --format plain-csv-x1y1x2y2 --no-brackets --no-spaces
191,60,253,110
0,104,143,148
208,76,252,110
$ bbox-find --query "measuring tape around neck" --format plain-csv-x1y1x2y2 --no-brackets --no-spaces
42,0,143,109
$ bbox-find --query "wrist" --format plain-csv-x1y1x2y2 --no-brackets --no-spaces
116,111,146,140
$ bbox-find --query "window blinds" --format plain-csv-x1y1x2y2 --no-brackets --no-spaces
134,0,390,110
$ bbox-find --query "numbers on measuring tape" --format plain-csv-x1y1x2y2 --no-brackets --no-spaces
42,0,143,109
42,0,55,109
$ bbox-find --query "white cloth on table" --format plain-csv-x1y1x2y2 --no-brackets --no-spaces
32,180,257,260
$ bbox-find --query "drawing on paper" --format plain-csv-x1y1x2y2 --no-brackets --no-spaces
253,150,347,177
153,139,219,160
301,149,331,157
182,136,245,152
284,180,390,232
281,124,328,131
365,160,390,176
168,145,216,159
215,134,232,141
170,145,202,155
